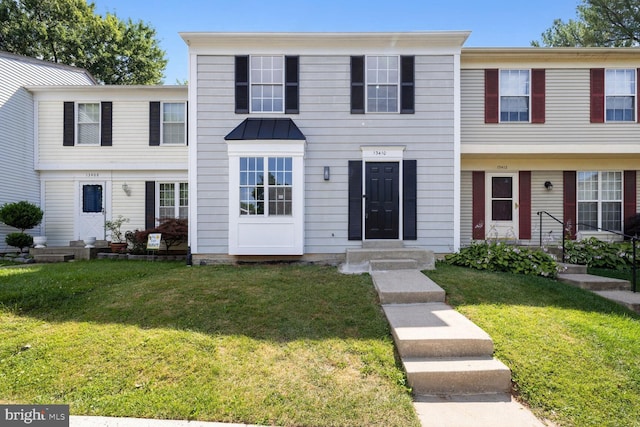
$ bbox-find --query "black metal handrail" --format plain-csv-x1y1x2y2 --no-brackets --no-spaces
536,211,566,263
536,210,637,293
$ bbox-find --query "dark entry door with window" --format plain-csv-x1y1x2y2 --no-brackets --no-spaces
365,162,399,239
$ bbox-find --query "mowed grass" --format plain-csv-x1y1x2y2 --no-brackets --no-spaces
0,261,419,427
425,263,640,427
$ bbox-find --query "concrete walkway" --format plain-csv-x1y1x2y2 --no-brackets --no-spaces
371,269,550,427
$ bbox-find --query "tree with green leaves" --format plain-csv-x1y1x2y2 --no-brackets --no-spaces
0,0,167,84
533,0,640,47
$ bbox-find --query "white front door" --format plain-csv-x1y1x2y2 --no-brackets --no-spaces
485,173,519,239
78,182,106,240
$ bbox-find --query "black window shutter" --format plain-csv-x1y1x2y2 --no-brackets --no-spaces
400,56,415,114
348,161,363,240
403,160,417,240
63,102,75,146
235,56,250,114
145,181,156,230
149,101,160,146
100,102,112,146
285,56,299,114
350,56,365,114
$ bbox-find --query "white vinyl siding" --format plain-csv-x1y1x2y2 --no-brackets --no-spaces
195,53,457,255
0,53,94,250
43,180,75,246
36,93,187,170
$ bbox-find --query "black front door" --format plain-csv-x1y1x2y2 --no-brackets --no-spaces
365,162,399,239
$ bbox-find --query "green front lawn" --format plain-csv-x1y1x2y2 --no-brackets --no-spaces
426,263,640,427
0,261,419,427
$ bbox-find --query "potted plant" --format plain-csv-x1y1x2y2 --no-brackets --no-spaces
104,215,129,253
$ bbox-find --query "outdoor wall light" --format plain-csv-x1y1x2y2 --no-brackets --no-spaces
544,181,553,191
324,166,330,181
122,182,132,196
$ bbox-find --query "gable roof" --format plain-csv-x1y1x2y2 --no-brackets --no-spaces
225,118,305,141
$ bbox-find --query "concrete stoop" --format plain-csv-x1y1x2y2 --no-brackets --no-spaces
370,271,512,397
340,245,435,274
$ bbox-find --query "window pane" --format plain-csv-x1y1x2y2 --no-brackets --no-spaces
83,185,103,213
162,103,185,144
578,171,598,201
250,56,284,112
492,200,512,221
578,201,598,231
602,202,622,231
492,177,512,198
606,96,634,121
77,103,100,144
179,183,188,219
267,156,293,216
159,183,175,219
606,69,635,121
240,157,265,215
366,56,399,113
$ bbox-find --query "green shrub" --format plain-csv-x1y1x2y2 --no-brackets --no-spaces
0,201,43,232
5,232,34,251
445,241,559,278
565,237,636,270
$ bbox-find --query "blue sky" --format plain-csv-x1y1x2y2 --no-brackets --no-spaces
91,0,580,84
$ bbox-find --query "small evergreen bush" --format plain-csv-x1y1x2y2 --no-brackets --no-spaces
0,201,43,232
446,241,559,278
5,232,34,251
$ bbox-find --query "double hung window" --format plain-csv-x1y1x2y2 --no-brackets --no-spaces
367,56,399,113
77,103,100,145
577,171,622,232
250,56,284,113
500,70,530,122
162,103,186,144
605,69,636,122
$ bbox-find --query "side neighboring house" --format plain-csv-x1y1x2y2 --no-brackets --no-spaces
27,85,188,246
0,51,95,251
181,31,470,263
460,48,640,246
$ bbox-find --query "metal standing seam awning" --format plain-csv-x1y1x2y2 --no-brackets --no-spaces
224,118,305,140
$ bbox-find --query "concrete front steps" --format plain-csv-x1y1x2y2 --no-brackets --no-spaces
340,241,435,274
558,263,631,291
30,240,111,262
371,270,511,396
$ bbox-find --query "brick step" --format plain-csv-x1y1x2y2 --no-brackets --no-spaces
34,254,74,263
383,303,494,358
558,273,631,291
404,357,512,395
372,270,445,304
